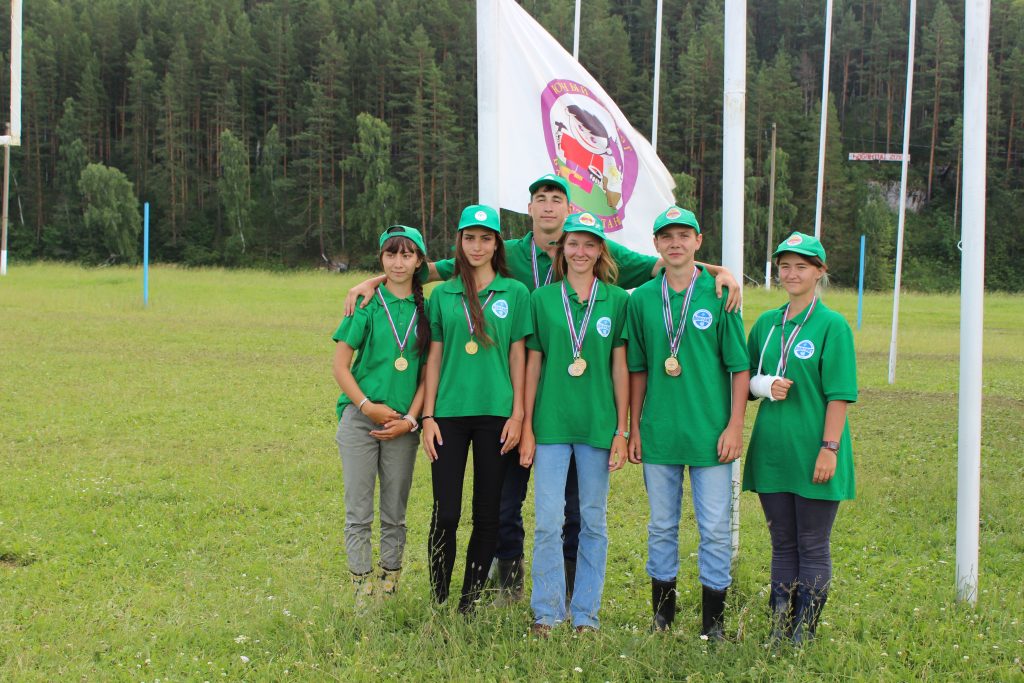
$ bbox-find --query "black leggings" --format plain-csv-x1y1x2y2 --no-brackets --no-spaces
758,493,840,591
428,415,510,608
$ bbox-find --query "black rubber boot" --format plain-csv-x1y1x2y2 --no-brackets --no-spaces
564,558,577,604
791,584,828,646
490,556,525,606
700,585,728,641
651,578,677,631
767,582,795,645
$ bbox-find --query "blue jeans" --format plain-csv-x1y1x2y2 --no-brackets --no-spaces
531,443,610,629
496,456,580,562
643,463,733,591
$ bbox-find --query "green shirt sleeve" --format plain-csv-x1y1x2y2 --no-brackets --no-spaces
428,292,445,341
608,241,659,289
332,296,370,348
626,294,648,372
526,289,544,352
611,289,628,349
434,258,455,281
821,314,858,402
718,290,750,373
510,283,533,342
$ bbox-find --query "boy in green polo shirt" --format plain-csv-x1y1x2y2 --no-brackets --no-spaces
626,206,749,638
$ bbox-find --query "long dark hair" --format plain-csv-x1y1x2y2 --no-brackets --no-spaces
451,230,510,348
551,232,619,284
380,235,431,358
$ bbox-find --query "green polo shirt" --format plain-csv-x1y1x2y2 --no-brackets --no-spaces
331,286,426,420
742,300,858,501
427,273,532,418
527,280,629,449
626,268,748,466
434,232,658,290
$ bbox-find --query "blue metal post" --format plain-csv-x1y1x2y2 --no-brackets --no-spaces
143,202,150,307
857,233,865,329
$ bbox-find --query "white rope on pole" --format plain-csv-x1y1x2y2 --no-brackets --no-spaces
722,0,746,561
887,0,917,385
651,0,664,151
813,0,834,239
956,0,989,607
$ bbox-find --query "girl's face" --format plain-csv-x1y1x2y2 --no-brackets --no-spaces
380,246,422,285
460,228,498,269
563,233,603,277
777,253,824,299
654,226,702,266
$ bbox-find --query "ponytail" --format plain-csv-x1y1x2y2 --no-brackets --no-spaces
412,274,431,358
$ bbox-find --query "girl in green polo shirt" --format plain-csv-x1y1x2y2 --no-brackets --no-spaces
332,226,431,607
743,232,858,646
420,205,532,614
519,212,630,634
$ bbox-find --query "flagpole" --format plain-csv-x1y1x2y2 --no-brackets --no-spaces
651,0,664,151
722,0,746,560
813,0,834,239
765,122,777,290
956,0,988,607
887,0,916,385
477,0,500,208
572,0,581,59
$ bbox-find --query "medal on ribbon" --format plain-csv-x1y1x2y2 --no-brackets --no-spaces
376,287,417,372
776,295,818,376
661,266,698,377
461,290,495,355
562,279,599,377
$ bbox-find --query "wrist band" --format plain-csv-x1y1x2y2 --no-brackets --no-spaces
420,415,435,422
613,429,630,438
357,396,371,412
402,415,419,432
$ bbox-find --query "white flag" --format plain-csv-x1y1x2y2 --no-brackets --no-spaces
477,0,675,255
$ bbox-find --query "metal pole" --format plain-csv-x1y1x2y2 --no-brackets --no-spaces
813,0,834,238
887,0,917,385
956,0,989,607
477,0,500,208
573,0,582,60
1,124,10,276
651,0,664,151
143,202,150,306
765,122,777,290
857,234,866,329
723,0,747,561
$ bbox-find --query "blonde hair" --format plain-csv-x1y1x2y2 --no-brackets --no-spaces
552,233,619,284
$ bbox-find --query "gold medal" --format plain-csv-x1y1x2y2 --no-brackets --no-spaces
465,340,479,355
567,357,587,376
664,356,680,375
394,356,409,372
667,363,682,377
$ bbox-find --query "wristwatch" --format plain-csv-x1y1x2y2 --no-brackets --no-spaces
820,440,840,453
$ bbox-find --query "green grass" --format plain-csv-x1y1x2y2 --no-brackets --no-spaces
1,263,1022,681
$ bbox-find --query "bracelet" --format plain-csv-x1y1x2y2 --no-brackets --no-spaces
357,396,371,412
613,428,630,438
420,415,435,422
820,440,840,453
402,414,419,432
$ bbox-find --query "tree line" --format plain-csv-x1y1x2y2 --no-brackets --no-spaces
2,0,1022,290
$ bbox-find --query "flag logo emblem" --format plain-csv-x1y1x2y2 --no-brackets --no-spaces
794,339,816,359
692,309,713,330
542,79,639,234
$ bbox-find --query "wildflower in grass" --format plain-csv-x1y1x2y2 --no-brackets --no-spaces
574,667,583,673
240,656,250,664
233,635,248,644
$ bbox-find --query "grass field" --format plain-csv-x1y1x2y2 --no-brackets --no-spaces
1,263,1022,682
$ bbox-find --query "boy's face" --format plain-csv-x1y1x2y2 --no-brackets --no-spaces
528,188,570,234
654,226,701,266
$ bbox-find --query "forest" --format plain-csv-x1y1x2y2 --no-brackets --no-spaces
2,0,1022,290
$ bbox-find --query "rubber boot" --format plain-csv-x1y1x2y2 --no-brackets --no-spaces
700,585,728,641
490,556,525,607
651,578,677,631
564,558,577,604
767,582,795,645
351,571,374,610
377,565,402,596
791,584,828,646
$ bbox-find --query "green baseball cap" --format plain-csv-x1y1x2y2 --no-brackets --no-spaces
378,225,429,281
458,204,501,233
529,173,571,199
652,205,701,234
773,231,827,263
562,212,606,240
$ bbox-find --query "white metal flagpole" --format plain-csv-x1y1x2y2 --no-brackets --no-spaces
477,0,500,208
651,0,664,151
813,0,834,239
956,0,989,607
573,0,582,60
887,0,917,385
722,0,746,560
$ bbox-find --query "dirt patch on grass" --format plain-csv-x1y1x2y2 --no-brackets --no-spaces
0,552,36,567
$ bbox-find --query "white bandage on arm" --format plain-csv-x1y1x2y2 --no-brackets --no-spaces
750,374,782,400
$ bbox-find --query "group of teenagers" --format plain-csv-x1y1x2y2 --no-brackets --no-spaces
331,173,857,646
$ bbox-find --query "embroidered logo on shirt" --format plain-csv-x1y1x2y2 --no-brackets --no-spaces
491,299,509,319
691,309,713,330
595,316,612,337
794,339,816,359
